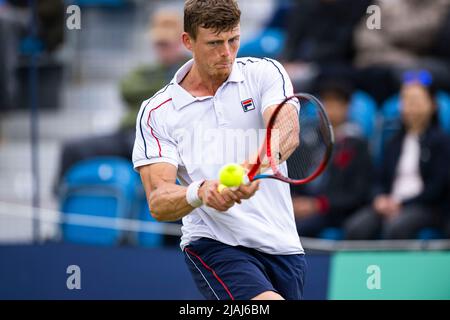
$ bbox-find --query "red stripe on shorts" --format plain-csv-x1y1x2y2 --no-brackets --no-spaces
185,248,235,300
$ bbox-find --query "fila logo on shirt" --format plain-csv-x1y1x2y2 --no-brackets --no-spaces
241,98,255,112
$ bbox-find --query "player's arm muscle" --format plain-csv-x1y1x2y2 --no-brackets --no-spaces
262,103,299,162
139,163,194,222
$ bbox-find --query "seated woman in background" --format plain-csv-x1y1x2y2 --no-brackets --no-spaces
292,81,373,238
345,72,450,240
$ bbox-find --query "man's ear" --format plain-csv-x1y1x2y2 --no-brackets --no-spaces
182,32,193,51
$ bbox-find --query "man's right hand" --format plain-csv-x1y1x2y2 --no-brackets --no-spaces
198,180,260,212
373,195,401,218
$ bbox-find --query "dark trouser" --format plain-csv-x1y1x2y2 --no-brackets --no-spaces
344,204,440,240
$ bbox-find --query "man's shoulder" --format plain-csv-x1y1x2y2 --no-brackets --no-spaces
235,56,264,66
235,56,282,68
140,83,174,107
235,57,285,79
138,83,175,117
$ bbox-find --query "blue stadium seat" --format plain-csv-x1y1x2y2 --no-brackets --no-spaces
348,91,378,139
59,157,141,246
318,228,344,240
437,92,450,133
238,28,286,59
416,228,444,240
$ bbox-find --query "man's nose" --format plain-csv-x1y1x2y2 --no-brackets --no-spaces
220,43,231,57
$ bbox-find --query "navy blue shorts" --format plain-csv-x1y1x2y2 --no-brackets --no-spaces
184,237,307,300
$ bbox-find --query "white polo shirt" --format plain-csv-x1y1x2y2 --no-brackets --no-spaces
133,57,304,255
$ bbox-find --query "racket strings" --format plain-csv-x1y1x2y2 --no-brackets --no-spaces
274,95,332,181
269,102,300,166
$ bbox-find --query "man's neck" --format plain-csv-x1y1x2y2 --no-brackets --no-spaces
406,120,430,136
180,63,227,97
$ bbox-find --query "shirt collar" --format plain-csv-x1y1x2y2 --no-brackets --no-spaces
227,61,245,83
171,59,244,110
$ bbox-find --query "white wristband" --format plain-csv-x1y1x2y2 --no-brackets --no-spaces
186,180,205,208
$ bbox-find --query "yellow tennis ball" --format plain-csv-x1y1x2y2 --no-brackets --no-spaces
219,163,245,187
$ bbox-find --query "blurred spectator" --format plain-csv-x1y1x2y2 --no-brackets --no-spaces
0,1,25,112
36,0,64,53
56,9,189,186
6,0,64,54
1,0,64,112
281,0,371,92
292,81,372,238
353,0,450,104
345,73,450,239
120,9,190,129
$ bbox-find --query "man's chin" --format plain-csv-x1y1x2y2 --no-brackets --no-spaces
214,67,232,78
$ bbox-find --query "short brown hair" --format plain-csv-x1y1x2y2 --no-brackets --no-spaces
184,0,241,39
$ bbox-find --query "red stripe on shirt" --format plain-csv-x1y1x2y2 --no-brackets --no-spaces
147,98,172,157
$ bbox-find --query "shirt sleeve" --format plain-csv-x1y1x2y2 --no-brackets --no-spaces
260,58,296,115
132,99,179,171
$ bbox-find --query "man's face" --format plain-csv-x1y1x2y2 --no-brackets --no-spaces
184,25,240,80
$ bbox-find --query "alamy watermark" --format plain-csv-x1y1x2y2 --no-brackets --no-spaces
172,125,280,166
66,5,81,30
366,265,381,290
366,5,381,30
65,4,381,32
66,265,81,290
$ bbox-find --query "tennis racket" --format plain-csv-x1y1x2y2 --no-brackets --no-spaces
220,93,334,189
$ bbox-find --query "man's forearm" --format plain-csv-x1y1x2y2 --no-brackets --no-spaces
269,104,300,164
148,183,195,222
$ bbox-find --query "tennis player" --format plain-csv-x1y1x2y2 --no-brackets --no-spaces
133,0,306,300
